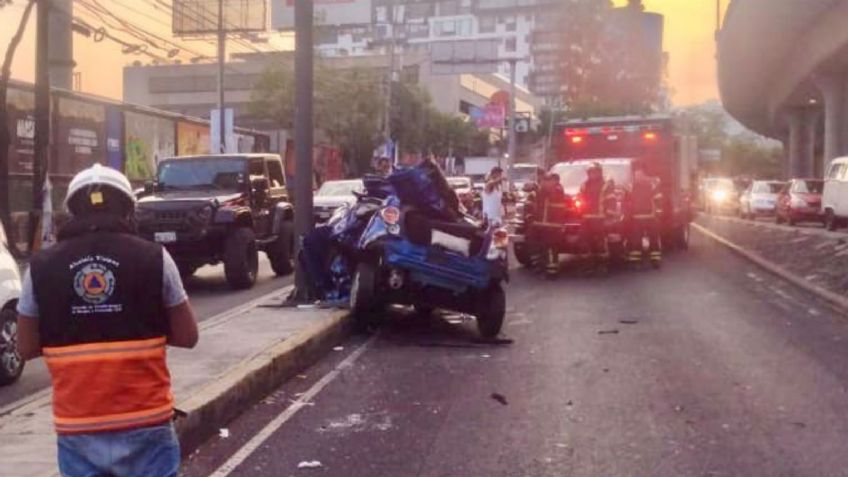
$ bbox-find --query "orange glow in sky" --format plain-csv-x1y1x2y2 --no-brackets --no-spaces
1,0,719,106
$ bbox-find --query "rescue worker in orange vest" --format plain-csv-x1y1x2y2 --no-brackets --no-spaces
625,164,664,266
17,164,199,476
579,163,615,271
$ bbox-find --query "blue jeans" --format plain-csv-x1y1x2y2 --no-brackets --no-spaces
57,423,180,477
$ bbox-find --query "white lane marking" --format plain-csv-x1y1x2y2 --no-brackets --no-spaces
209,334,378,476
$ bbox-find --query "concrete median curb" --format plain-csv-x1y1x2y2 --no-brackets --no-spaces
692,222,848,313
174,307,351,455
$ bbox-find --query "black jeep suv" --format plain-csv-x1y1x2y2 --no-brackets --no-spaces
135,154,295,289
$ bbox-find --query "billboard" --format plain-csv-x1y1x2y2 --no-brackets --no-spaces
431,39,500,75
177,121,210,156
53,97,106,176
125,111,176,181
5,86,35,174
173,0,266,35
272,0,372,30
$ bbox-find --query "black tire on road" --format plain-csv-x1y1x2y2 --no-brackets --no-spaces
475,283,506,339
513,242,533,267
826,209,838,231
0,308,24,386
351,262,379,323
177,262,198,279
224,227,259,289
268,221,294,276
775,214,784,225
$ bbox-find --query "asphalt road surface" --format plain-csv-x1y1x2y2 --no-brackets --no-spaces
0,256,292,409
184,232,848,477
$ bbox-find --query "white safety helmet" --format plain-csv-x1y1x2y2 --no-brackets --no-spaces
64,163,136,214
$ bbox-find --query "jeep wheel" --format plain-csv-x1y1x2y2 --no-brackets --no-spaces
268,221,294,276
224,228,259,289
0,308,24,386
475,283,505,339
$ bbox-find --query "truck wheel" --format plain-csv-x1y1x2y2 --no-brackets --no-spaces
0,308,23,386
268,221,294,276
676,224,690,251
475,283,505,339
350,262,379,318
224,228,259,289
825,209,838,231
513,242,533,267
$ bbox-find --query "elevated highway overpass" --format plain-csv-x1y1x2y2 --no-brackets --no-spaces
718,0,848,177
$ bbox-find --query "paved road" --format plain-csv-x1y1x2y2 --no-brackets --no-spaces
0,256,292,409
184,232,848,477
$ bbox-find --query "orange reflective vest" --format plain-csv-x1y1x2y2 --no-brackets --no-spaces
31,215,172,434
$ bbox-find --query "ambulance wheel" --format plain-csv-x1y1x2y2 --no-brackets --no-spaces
475,283,505,339
224,228,259,290
513,243,533,267
0,308,23,386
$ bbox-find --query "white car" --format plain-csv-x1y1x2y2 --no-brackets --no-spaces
739,180,785,219
313,179,364,222
823,156,848,230
0,221,23,385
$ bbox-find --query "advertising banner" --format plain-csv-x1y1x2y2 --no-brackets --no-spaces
177,121,210,156
470,103,505,129
210,108,235,153
6,86,35,174
125,111,176,181
105,107,123,171
54,97,106,175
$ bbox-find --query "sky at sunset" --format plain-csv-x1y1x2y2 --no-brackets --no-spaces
0,0,720,106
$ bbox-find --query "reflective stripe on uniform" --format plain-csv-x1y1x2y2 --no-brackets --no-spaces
43,336,173,434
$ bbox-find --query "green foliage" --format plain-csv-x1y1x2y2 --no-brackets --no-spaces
250,63,489,174
551,0,666,117
675,102,784,179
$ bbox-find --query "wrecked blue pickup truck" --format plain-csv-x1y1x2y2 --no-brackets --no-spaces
348,162,509,338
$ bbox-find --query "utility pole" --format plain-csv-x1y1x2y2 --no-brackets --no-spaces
507,58,517,177
216,0,226,153
31,0,50,250
381,4,399,159
291,0,314,301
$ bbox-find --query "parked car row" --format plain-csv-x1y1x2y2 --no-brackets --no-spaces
700,176,826,227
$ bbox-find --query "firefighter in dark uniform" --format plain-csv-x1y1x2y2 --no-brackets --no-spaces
532,173,567,275
625,164,664,267
580,163,615,271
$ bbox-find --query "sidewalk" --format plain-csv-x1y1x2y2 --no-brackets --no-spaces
0,286,349,477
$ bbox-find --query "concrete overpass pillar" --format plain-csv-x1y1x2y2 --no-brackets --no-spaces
815,75,846,173
802,109,820,177
787,111,804,178
786,107,819,178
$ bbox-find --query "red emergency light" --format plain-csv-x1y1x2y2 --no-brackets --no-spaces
643,131,659,141
570,136,584,145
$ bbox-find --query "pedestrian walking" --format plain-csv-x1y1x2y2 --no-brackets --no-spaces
16,164,199,477
482,166,505,227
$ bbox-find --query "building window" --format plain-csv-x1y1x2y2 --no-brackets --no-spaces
479,16,496,33
438,0,459,16
505,37,517,52
376,6,387,23
505,19,517,32
435,20,456,37
407,3,433,20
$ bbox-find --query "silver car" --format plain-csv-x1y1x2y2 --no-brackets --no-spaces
740,180,786,219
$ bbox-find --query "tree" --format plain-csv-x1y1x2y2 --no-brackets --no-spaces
0,0,35,257
549,0,666,117
250,62,383,176
251,64,489,173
